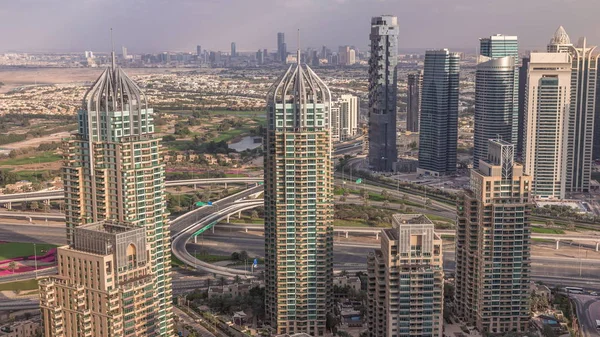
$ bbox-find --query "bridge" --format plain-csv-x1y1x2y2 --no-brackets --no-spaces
212,223,600,251
0,177,262,208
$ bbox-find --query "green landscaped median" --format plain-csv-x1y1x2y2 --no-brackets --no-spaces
0,279,39,291
0,243,57,260
531,227,565,234
192,254,231,263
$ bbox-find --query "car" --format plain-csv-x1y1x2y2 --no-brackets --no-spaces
590,291,598,296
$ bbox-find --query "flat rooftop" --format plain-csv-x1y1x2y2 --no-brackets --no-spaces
392,214,433,225
78,221,139,234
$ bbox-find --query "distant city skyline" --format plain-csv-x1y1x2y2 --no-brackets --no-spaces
1,0,600,53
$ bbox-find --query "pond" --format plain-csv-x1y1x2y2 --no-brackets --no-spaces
229,136,262,152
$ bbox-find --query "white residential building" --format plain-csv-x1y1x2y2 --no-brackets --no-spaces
523,52,571,199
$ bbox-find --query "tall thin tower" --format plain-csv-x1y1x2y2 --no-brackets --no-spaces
42,51,174,335
418,49,460,176
264,48,334,336
548,26,599,193
523,52,571,199
406,71,422,133
368,15,398,172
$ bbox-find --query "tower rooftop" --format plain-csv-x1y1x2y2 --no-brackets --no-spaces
83,62,147,113
550,26,571,45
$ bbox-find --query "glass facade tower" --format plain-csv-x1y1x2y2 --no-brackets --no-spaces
368,15,398,172
473,35,519,169
417,49,460,176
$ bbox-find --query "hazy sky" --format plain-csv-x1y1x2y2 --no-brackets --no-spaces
1,0,599,53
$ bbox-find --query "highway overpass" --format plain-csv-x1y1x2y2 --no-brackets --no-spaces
0,177,262,206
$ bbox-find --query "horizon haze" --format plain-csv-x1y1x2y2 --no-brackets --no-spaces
0,0,599,53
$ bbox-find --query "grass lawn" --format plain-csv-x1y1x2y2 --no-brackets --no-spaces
212,128,247,143
13,170,53,182
193,254,231,263
532,238,554,243
227,218,264,225
531,227,565,234
0,279,39,291
334,219,372,227
171,254,185,268
0,242,57,260
210,110,265,118
0,152,61,166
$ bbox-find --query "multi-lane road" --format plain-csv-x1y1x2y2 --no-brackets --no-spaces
572,294,600,337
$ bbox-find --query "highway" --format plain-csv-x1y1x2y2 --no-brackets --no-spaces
0,177,263,204
572,294,600,337
194,230,600,281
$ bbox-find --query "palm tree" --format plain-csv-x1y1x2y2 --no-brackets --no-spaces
219,276,226,290
234,275,241,284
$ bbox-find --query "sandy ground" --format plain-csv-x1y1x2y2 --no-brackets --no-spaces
0,132,70,151
0,67,207,93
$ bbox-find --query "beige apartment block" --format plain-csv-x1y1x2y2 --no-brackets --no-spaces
367,214,444,337
39,221,155,337
456,139,532,333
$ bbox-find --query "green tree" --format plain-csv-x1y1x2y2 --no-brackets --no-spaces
8,261,16,273
29,201,39,212
250,210,259,221
231,252,240,261
239,250,249,262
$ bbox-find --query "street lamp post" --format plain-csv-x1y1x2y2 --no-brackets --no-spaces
33,243,38,278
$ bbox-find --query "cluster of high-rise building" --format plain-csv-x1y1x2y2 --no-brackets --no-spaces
37,15,598,337
396,27,599,200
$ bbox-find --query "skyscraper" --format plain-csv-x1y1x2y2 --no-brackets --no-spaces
264,50,334,336
406,71,422,132
479,34,518,59
524,52,571,199
367,214,444,337
417,49,460,176
256,49,264,64
348,49,356,65
40,55,173,335
517,56,530,158
277,32,286,62
121,46,128,60
338,46,349,66
196,45,202,57
231,42,237,57
547,26,572,53
473,35,519,169
455,139,532,334
368,15,399,172
547,27,599,193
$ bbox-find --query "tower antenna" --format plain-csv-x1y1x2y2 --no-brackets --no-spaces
110,28,116,69
297,29,300,64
